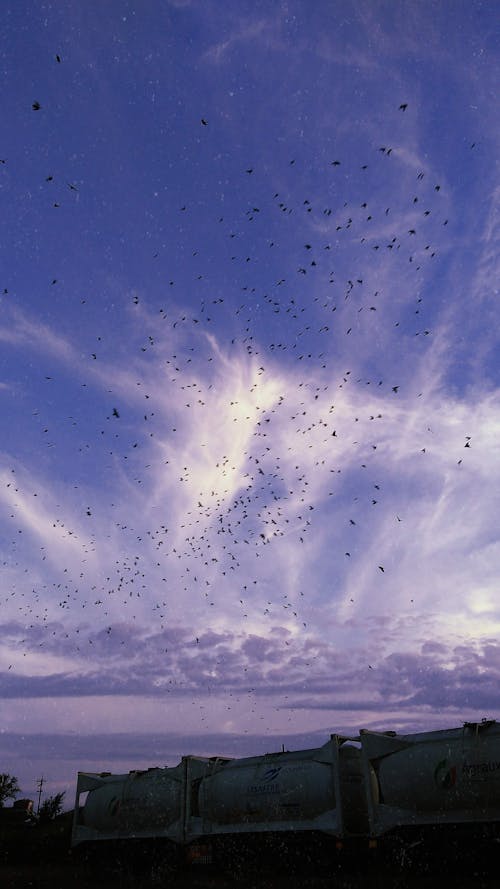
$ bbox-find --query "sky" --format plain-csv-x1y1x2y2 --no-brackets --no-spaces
0,0,499,805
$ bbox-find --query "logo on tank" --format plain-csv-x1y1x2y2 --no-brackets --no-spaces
261,767,282,782
247,766,282,794
434,759,457,789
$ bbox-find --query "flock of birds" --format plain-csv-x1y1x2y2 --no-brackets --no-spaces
1,91,478,716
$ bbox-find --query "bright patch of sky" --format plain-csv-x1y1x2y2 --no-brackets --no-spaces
0,0,499,799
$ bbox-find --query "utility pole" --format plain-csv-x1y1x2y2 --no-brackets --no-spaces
36,776,44,815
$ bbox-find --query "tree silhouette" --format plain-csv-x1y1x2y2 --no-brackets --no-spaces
38,791,65,822
0,774,20,807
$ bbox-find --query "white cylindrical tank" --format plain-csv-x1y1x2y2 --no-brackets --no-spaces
197,739,375,834
82,768,182,837
82,777,125,833
199,756,334,825
379,728,500,813
362,721,500,829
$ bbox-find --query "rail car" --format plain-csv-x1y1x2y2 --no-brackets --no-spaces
71,720,500,869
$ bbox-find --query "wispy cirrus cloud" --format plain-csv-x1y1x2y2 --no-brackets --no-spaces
2,313,500,647
204,16,279,64
0,305,77,363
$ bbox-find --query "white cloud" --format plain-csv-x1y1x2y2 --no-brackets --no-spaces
204,17,276,64
0,465,98,570
0,306,76,363
2,313,499,657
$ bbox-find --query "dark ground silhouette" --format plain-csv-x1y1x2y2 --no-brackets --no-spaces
2,813,500,888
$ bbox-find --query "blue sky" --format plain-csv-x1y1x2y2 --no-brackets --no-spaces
0,0,499,802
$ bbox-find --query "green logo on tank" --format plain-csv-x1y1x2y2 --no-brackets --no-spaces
434,759,457,789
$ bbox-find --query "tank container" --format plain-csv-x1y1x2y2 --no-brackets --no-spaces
360,720,500,834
